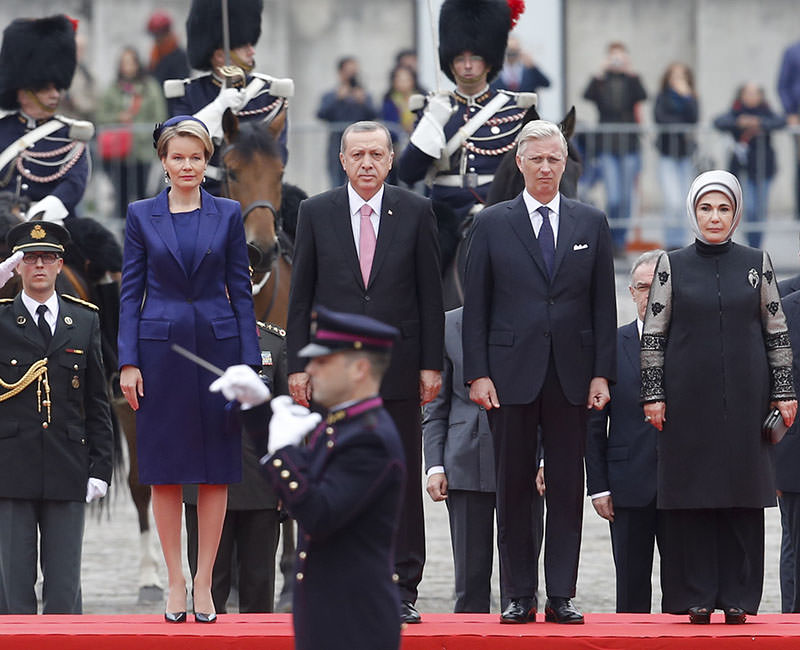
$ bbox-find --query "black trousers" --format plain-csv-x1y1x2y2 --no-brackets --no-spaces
488,361,585,599
779,493,800,612
383,398,425,603
660,508,764,614
185,504,281,613
610,500,662,613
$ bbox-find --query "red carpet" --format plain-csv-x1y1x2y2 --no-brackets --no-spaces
2,613,800,649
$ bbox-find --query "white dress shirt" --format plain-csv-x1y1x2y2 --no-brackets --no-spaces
347,183,383,256
522,190,561,246
21,290,59,335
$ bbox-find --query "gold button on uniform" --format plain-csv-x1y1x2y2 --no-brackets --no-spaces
289,481,299,491
42,422,48,429
272,458,283,467
326,440,334,448
298,551,307,560
280,469,290,478
326,426,334,435
392,573,399,583
10,359,17,366
296,572,304,581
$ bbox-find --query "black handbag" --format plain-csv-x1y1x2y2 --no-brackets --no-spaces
762,407,789,445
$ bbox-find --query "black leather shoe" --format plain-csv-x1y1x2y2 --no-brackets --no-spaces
164,611,186,623
544,597,584,624
724,607,747,624
400,600,421,624
688,606,711,624
194,612,217,623
500,598,536,623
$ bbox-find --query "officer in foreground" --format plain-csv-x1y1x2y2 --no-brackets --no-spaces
210,306,406,650
0,221,113,614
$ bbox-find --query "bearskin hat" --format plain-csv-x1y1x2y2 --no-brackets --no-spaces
186,0,263,71
438,0,523,84
0,15,77,110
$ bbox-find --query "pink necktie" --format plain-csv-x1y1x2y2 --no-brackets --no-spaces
359,204,376,286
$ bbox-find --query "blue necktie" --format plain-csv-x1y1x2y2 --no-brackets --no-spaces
537,205,555,278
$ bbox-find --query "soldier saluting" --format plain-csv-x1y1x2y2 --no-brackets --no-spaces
0,222,113,614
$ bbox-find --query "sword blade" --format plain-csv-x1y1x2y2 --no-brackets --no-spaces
170,344,225,377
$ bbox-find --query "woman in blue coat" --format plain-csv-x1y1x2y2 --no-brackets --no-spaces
118,116,260,623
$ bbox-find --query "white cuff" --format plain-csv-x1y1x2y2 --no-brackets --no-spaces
589,491,611,500
426,465,445,478
409,113,446,159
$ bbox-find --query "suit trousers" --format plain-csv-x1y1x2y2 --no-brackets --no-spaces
488,359,586,599
610,500,662,613
779,493,800,612
185,504,281,613
659,508,764,614
383,397,425,603
0,498,84,614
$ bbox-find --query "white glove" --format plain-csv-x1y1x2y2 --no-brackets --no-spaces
267,395,322,455
409,93,455,158
209,364,271,409
86,477,108,503
26,195,68,226
0,251,23,289
194,87,248,141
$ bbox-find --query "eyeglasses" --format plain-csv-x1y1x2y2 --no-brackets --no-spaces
22,252,59,265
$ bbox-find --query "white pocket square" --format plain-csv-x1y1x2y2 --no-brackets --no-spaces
573,243,589,251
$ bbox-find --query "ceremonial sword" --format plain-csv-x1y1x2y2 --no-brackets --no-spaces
170,344,225,377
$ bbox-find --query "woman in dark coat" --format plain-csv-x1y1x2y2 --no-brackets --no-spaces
641,170,796,624
118,116,260,623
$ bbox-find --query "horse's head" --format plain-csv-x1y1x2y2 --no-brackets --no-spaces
221,110,285,273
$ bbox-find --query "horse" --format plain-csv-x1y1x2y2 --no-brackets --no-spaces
441,106,583,309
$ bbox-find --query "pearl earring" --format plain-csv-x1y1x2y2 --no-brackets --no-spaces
164,170,170,184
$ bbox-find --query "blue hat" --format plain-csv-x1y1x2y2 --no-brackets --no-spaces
152,115,209,149
298,305,399,358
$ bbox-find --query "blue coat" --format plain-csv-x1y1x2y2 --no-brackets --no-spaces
118,188,260,484
243,397,405,650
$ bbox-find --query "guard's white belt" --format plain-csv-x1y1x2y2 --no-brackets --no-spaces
433,174,494,188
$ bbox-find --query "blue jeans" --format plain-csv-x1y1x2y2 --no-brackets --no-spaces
743,176,772,249
657,156,693,249
598,152,641,249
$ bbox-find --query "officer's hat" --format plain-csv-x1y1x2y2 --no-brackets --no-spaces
298,305,399,359
6,221,70,255
186,0,263,71
438,0,524,84
0,15,77,110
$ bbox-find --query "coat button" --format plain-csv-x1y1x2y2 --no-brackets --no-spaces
280,469,290,478
298,551,307,560
296,572,304,581
326,426,334,435
364,295,371,302
392,573,399,583
326,440,334,448
548,299,555,305
42,422,48,429
10,359,17,366
272,458,283,467
544,331,550,337
73,364,79,370
289,481,299,491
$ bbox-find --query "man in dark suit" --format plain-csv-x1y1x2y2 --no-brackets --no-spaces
585,250,663,613
424,306,544,613
463,120,617,624
286,120,444,623
0,222,113,614
212,306,407,650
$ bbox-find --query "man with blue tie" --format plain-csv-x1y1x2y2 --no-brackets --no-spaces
463,120,617,624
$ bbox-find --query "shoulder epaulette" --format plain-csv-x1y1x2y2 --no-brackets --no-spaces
62,294,98,311
162,73,210,99
0,297,13,304
264,322,286,338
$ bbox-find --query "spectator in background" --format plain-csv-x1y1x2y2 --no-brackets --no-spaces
381,65,421,140
714,82,785,249
583,42,647,253
490,36,550,95
778,39,800,220
654,63,698,250
97,46,166,220
61,33,96,122
317,57,377,187
146,10,190,86
395,48,419,75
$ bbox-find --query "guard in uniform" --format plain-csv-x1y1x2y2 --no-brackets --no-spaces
397,0,533,265
184,317,288,613
165,0,293,196
0,221,113,614
210,306,406,650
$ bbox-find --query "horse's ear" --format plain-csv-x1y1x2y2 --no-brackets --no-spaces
561,106,577,140
222,109,239,143
267,106,287,141
522,104,540,126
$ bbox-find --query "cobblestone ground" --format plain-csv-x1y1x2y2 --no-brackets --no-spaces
78,217,798,615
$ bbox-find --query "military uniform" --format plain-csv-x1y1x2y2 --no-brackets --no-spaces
184,320,288,613
0,288,113,614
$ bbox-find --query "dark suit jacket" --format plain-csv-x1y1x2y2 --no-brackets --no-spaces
777,290,800,492
423,307,494,492
287,184,444,400
779,274,800,298
585,320,657,507
462,193,617,405
0,294,113,501
243,398,405,650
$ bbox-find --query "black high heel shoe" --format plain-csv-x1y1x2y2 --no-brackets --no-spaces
724,607,747,624
688,606,711,624
194,611,217,623
164,610,187,623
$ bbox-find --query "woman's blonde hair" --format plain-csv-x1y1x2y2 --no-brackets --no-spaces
156,119,214,161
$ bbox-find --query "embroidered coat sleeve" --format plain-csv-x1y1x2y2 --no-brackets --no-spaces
761,251,796,400
640,252,672,403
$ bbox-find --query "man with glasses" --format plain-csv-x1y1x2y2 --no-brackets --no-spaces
0,221,113,614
